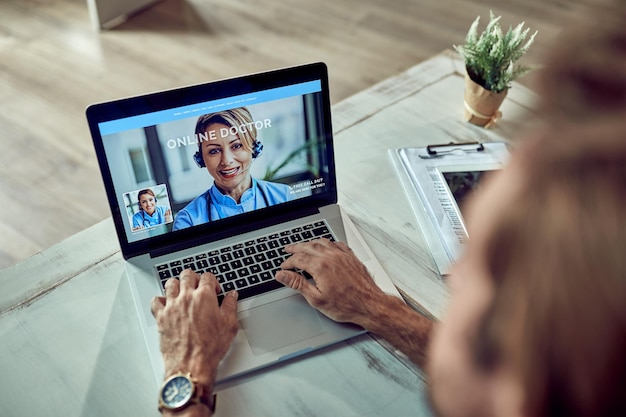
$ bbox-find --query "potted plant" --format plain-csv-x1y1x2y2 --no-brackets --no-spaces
454,11,537,127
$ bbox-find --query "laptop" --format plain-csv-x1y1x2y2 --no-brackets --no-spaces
86,62,402,387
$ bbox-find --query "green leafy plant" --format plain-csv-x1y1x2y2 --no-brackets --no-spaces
454,11,537,93
262,139,321,181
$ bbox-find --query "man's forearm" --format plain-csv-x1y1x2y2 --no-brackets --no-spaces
360,295,433,368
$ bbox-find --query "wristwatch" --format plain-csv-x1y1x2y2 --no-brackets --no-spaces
158,372,215,413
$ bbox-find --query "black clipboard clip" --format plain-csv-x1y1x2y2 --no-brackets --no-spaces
420,141,485,159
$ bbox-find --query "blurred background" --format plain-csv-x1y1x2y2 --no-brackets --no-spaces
0,0,595,268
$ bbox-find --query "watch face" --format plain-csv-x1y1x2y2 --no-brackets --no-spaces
161,375,193,409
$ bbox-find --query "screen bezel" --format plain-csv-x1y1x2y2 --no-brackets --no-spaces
86,62,336,259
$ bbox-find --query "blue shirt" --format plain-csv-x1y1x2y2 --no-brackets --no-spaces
132,205,169,229
172,178,292,230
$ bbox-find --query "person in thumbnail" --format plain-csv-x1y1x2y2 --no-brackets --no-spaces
132,188,172,230
172,107,292,230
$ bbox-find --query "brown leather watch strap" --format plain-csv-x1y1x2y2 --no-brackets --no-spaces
192,383,216,414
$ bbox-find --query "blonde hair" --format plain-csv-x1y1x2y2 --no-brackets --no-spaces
195,107,257,153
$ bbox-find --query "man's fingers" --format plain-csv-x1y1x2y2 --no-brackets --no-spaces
151,296,166,317
275,270,320,302
198,271,221,294
284,238,335,255
220,291,239,318
164,278,180,299
179,269,199,290
280,252,310,272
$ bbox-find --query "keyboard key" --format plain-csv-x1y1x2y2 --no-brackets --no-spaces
313,226,329,236
155,220,334,301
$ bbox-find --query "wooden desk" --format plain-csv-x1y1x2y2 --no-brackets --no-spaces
0,50,537,417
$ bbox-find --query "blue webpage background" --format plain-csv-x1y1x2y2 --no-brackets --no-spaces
98,81,321,135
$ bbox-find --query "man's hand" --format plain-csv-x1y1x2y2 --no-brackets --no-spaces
275,238,387,327
151,270,239,388
276,238,433,367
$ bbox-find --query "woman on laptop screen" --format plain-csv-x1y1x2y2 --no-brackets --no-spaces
132,188,173,231
172,107,292,230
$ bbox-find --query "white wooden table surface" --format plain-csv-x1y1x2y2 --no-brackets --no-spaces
0,50,537,417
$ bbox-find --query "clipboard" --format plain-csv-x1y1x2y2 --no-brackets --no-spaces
389,141,510,275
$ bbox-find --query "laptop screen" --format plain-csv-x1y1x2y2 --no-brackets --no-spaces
87,63,336,258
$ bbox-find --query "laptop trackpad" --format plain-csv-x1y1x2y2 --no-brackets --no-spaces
239,295,325,356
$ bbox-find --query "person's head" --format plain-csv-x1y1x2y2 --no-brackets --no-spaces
428,2,626,415
137,188,157,215
429,123,626,417
194,108,258,196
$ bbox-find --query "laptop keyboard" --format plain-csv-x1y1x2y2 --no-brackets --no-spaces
155,220,335,302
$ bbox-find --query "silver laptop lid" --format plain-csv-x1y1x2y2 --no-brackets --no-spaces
86,63,337,259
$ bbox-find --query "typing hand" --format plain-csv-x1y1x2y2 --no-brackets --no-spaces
151,270,239,388
276,238,387,326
